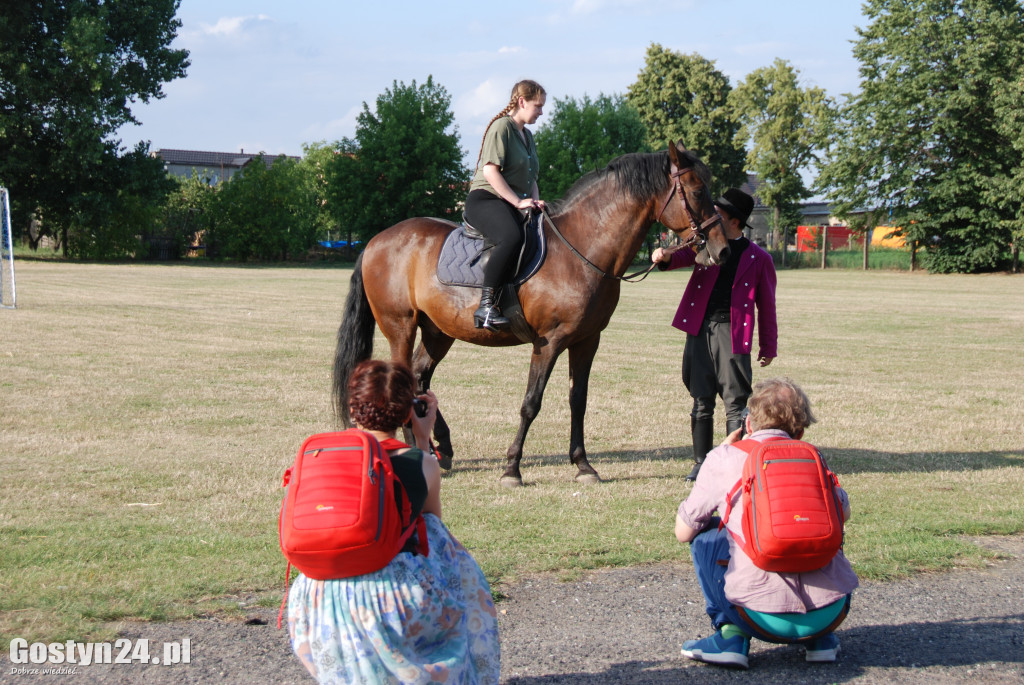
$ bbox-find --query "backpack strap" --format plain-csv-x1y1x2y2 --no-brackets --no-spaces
380,438,430,556
276,562,292,630
719,439,763,528
718,437,787,528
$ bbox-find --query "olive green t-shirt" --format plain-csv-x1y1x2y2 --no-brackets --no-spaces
469,115,539,199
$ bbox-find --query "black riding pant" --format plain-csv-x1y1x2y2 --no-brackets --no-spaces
683,318,752,424
464,189,524,287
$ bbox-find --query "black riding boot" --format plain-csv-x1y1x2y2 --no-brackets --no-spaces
474,286,510,331
726,417,745,439
687,417,714,481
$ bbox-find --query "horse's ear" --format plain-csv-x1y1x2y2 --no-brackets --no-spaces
667,140,680,165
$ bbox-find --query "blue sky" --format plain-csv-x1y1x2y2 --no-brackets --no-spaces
120,1,870,162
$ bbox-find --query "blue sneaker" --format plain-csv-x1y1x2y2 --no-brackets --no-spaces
681,630,750,669
805,632,841,662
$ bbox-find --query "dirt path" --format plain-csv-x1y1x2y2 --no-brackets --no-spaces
4,537,1021,684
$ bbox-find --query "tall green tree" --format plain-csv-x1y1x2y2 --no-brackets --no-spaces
533,94,650,199
730,59,835,247
627,44,747,191
0,0,189,255
992,55,1024,271
818,0,1024,273
330,77,466,240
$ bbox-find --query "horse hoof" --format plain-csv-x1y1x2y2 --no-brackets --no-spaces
436,452,453,471
574,472,601,485
500,475,524,488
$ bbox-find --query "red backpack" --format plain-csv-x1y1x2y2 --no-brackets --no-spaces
720,438,844,573
278,429,427,581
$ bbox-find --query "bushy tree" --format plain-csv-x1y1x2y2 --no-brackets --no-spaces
158,171,217,259
533,94,650,199
0,0,189,255
627,44,747,192
330,77,467,240
818,0,1024,273
206,156,320,261
66,143,174,259
731,59,835,247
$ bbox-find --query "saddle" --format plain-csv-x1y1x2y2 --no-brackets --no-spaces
436,212,546,288
436,212,547,342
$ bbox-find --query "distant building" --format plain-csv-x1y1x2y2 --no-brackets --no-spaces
742,174,866,249
153,148,301,185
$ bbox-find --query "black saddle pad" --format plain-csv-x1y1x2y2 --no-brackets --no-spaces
436,214,546,288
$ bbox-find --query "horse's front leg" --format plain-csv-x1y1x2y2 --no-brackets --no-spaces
502,342,562,487
568,332,601,484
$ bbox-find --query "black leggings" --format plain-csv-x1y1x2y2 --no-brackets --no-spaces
464,189,524,287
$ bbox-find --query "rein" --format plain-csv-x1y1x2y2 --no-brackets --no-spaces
541,209,659,282
540,161,721,282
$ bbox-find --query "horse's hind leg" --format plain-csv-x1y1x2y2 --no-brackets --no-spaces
411,324,456,470
568,332,601,484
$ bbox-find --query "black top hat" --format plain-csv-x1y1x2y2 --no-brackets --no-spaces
714,188,755,228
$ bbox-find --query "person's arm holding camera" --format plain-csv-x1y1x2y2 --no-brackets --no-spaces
409,390,442,519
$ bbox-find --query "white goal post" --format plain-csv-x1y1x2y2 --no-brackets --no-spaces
1,187,16,309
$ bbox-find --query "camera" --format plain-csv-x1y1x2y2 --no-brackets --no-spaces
739,408,750,437
412,398,428,418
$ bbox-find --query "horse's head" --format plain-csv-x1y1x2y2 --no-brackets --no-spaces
658,141,730,266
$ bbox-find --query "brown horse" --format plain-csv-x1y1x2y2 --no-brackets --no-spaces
332,141,729,486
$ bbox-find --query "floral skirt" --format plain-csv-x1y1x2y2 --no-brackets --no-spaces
287,514,500,684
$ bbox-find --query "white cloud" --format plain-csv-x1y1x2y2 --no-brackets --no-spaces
455,79,509,122
568,0,695,15
185,14,275,40
498,46,524,55
301,105,363,143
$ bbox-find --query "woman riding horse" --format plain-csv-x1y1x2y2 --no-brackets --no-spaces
464,79,547,331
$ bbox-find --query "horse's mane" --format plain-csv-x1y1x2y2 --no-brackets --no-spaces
549,148,711,215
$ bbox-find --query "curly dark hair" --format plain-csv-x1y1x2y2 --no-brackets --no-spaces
347,360,416,432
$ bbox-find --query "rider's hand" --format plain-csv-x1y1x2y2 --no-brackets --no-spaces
652,247,669,264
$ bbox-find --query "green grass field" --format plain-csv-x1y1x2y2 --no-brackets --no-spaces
2,261,1022,646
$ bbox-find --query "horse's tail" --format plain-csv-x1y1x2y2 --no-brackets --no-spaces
332,252,376,426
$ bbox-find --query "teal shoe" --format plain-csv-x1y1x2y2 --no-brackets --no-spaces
681,629,750,669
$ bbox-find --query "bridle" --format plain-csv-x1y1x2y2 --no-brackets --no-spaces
541,159,724,282
656,161,723,258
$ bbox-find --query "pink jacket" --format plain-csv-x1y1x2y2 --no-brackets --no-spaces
663,244,778,358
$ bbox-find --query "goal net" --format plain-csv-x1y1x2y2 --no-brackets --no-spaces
1,188,16,309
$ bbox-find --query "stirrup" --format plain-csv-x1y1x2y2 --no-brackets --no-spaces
474,307,510,331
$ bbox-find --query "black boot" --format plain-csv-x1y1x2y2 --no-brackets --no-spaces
474,286,510,331
687,417,714,481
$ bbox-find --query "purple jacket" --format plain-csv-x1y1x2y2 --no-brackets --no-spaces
663,243,778,359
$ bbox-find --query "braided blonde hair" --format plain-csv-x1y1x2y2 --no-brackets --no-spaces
474,79,546,170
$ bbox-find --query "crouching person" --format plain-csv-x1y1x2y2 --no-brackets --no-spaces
286,360,500,684
674,377,858,669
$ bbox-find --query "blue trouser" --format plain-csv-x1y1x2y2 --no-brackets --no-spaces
690,523,850,643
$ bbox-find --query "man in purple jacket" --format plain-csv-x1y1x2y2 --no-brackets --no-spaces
652,188,777,481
